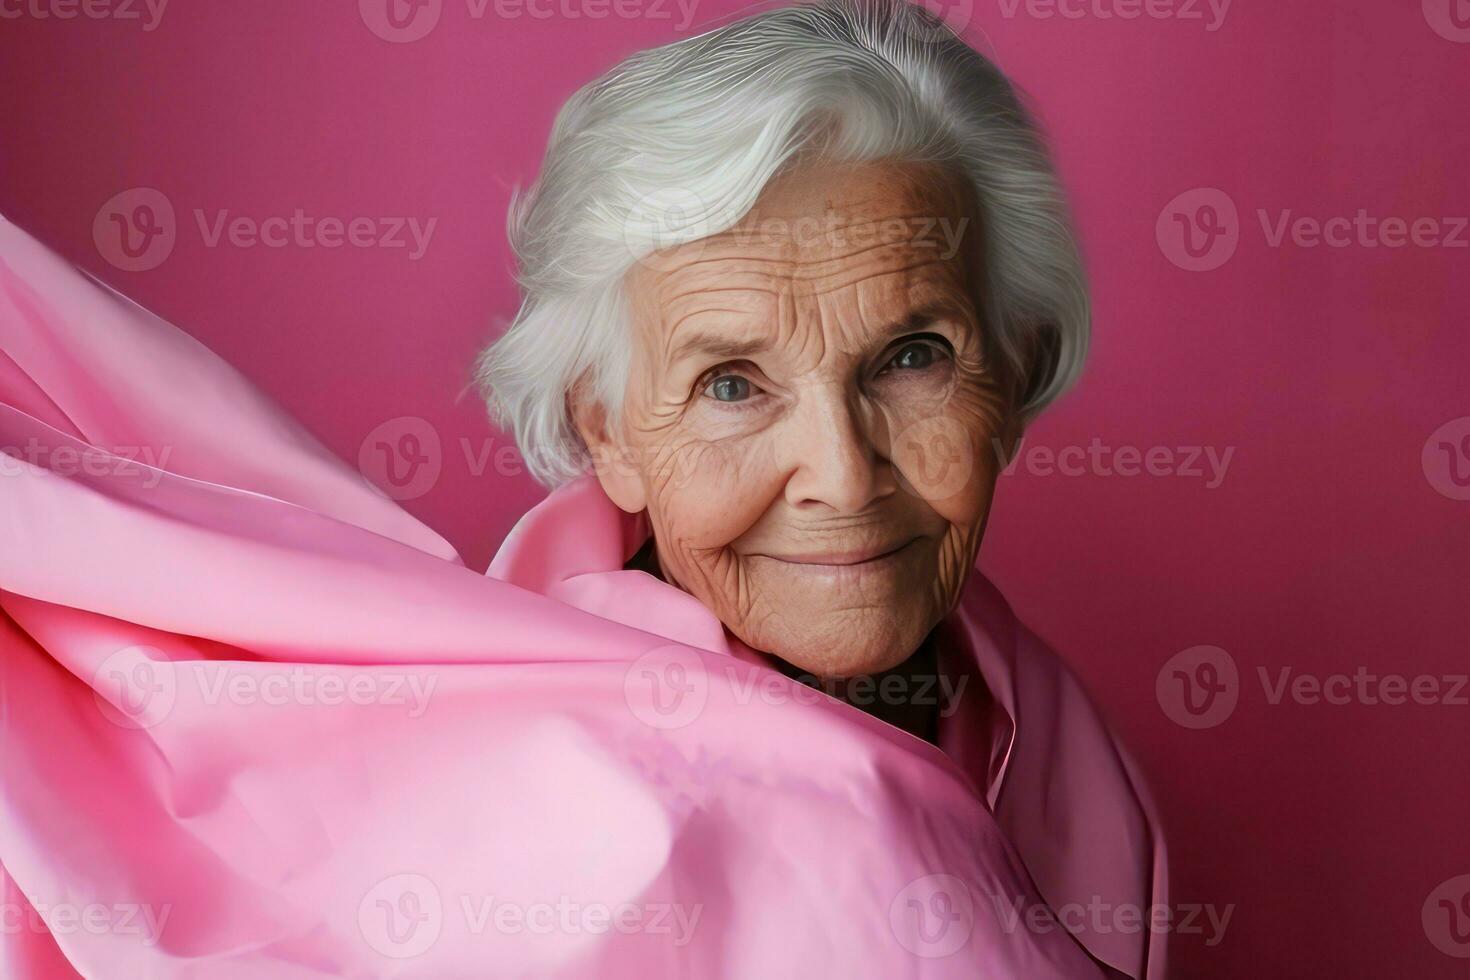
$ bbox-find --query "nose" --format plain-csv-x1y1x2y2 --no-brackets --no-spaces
780,385,895,513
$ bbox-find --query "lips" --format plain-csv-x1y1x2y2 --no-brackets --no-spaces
757,537,919,567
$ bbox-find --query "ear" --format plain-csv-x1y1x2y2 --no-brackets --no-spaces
567,382,647,514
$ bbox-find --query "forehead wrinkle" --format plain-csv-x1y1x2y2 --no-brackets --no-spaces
661,247,800,275
778,286,824,367
802,253,969,301
664,306,758,343
657,288,782,362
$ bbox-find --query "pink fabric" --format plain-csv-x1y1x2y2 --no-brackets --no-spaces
0,216,1164,978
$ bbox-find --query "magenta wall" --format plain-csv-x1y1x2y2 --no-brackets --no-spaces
3,2,1468,975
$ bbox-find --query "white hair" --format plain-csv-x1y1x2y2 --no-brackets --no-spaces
476,0,1089,487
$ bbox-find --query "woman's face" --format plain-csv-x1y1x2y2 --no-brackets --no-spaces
577,161,1016,678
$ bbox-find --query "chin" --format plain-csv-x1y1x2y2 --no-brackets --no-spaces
758,616,928,680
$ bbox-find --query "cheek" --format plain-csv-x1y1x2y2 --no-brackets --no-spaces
882,366,1008,524
638,426,784,567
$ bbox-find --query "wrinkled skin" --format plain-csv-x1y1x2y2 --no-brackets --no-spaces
574,161,1019,679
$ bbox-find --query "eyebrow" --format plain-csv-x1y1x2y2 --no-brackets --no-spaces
667,331,770,363
666,306,956,366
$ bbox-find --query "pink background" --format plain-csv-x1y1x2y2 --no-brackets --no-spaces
2,1,1467,975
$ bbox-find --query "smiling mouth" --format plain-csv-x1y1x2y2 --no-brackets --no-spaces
757,537,920,568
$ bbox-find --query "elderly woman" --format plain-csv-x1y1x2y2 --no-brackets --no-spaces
0,1,1162,978
482,0,1163,969
480,0,1083,719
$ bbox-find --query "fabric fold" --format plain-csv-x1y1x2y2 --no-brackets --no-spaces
0,215,1161,979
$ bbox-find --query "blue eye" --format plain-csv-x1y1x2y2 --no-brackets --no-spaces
706,375,752,402
887,342,938,371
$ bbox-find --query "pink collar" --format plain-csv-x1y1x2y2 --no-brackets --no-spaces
487,475,1167,979
487,475,1017,804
